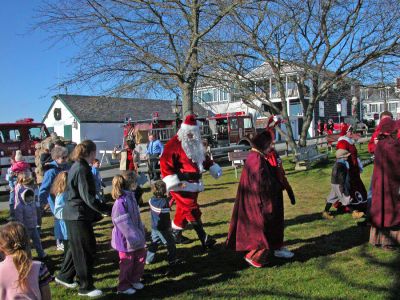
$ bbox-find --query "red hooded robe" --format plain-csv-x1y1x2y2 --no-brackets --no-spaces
226,150,284,251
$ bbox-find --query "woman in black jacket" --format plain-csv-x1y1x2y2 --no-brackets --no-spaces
55,140,108,297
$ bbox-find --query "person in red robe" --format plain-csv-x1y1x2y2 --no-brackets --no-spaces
336,123,367,213
369,119,400,249
160,114,222,250
226,130,295,268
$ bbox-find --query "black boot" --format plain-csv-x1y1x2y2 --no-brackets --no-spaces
172,229,191,244
191,221,216,250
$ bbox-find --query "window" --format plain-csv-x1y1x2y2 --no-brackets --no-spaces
370,104,378,113
243,118,253,129
201,90,213,102
379,104,384,112
230,118,239,130
28,127,43,141
389,102,398,112
0,131,4,143
360,88,369,100
2,129,21,142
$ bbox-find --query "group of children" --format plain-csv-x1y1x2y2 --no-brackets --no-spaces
1,146,180,297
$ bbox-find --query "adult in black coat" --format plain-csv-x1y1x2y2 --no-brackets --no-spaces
55,140,110,297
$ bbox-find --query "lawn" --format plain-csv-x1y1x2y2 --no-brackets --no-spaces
2,144,399,299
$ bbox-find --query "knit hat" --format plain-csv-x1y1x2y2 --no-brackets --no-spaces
336,149,351,159
14,150,24,162
180,114,199,131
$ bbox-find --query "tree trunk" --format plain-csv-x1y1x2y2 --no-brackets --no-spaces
277,80,297,153
181,83,194,117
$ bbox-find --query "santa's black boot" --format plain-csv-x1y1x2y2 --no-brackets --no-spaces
172,229,191,244
191,221,216,250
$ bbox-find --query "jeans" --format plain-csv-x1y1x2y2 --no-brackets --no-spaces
146,229,176,264
27,227,45,258
9,190,15,219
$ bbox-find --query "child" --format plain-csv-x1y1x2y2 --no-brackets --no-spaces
5,162,17,220
11,150,31,174
111,175,146,295
91,158,106,202
322,149,364,220
146,180,180,268
14,173,47,259
0,222,52,299
51,172,69,253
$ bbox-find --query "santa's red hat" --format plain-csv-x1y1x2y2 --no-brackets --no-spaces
180,114,199,131
340,123,352,136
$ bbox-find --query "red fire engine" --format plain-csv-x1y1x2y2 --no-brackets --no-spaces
207,111,256,147
0,118,50,184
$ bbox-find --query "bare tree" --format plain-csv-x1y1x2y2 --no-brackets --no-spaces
216,0,400,148
36,0,242,117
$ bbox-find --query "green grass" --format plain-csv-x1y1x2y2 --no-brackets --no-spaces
4,144,400,299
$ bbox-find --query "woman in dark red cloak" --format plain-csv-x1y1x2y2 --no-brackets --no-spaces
226,130,294,268
369,119,400,249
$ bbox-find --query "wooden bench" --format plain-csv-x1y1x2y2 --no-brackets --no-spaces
294,145,328,171
228,150,250,178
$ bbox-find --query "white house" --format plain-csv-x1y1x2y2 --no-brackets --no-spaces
42,94,208,157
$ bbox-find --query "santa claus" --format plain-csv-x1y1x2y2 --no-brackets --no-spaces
160,114,222,249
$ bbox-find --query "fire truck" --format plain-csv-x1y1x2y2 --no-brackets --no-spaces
0,119,50,185
207,112,256,148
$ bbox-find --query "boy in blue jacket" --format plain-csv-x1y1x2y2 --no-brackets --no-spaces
146,180,181,267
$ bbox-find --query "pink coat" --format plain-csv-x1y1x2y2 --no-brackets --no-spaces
0,256,42,300
11,161,31,173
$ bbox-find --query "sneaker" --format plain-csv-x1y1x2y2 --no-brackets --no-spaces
117,288,136,295
274,248,294,259
56,243,64,251
352,210,365,219
322,211,334,220
78,289,103,297
55,277,78,289
244,257,263,268
132,282,144,290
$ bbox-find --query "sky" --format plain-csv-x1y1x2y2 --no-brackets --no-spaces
0,1,86,123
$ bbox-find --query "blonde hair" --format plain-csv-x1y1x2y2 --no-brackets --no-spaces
71,140,96,161
111,175,126,200
51,171,68,195
0,222,32,292
16,172,34,186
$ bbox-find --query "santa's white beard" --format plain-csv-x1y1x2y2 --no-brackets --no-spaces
177,128,205,171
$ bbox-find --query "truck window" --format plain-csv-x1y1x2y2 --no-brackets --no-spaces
6,129,21,142
0,131,4,143
243,118,253,129
28,127,45,141
230,118,238,130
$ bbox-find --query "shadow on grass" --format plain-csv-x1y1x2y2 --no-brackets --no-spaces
200,197,235,209
271,225,370,266
285,212,323,227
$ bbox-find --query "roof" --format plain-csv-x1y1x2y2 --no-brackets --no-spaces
44,94,210,123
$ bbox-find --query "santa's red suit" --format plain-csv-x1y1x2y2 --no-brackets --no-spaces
160,114,222,248
336,124,367,210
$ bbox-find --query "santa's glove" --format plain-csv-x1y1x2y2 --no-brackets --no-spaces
287,187,296,205
209,163,222,179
